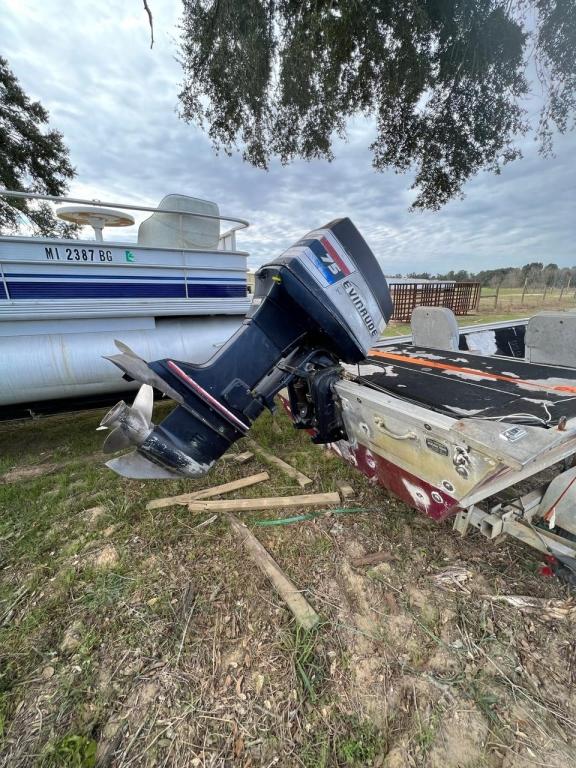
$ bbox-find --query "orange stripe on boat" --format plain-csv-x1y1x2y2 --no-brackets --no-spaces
369,349,576,395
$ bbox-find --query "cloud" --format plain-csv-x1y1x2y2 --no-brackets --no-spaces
3,1,575,274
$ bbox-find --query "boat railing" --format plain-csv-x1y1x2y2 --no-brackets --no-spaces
0,189,249,252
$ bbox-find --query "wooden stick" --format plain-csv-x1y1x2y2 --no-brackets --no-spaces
188,491,340,514
220,451,254,464
146,472,269,510
247,440,313,488
227,514,320,630
337,483,355,499
350,551,393,568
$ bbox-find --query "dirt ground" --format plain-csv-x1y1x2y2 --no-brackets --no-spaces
1,405,576,767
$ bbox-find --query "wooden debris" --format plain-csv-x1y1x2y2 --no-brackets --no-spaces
191,514,218,530
350,550,393,568
188,491,340,514
146,472,269,510
227,513,320,630
484,594,576,622
247,440,313,488
1,451,107,485
1,463,58,484
433,567,474,592
337,483,355,499
221,451,254,464
0,585,30,627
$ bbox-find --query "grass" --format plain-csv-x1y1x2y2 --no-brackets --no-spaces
40,734,97,768
384,297,576,336
336,717,384,766
480,285,576,297
2,402,576,765
285,623,325,702
383,309,532,337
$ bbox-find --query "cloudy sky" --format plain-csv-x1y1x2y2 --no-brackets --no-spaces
3,0,575,273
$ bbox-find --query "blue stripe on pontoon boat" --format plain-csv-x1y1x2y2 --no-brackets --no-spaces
4,272,245,282
4,282,246,299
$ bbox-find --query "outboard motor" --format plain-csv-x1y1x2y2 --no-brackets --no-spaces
100,218,393,479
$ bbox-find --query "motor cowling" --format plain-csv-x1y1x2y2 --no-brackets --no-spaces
100,218,393,479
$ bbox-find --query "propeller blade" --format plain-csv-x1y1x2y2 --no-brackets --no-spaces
99,400,127,429
131,384,154,426
102,426,132,454
114,339,141,357
106,451,181,479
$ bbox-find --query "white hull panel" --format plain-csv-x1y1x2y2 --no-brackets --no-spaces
0,316,242,406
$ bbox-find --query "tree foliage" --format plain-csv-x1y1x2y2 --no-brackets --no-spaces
179,0,575,209
0,56,77,236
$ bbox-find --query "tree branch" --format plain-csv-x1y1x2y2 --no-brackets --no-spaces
143,0,154,49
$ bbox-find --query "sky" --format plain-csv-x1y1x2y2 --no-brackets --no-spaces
2,0,575,274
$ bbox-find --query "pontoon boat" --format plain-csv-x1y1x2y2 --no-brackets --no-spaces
0,190,250,417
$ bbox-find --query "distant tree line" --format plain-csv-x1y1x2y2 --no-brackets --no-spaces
400,263,576,288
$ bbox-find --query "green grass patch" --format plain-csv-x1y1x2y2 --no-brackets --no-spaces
336,716,386,766
40,733,97,768
284,623,326,702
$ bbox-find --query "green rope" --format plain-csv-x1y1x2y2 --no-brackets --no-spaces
251,507,375,527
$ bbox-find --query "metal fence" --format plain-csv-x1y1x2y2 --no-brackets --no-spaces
480,279,576,309
388,281,481,322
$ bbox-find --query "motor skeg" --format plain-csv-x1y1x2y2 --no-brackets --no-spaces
100,218,393,479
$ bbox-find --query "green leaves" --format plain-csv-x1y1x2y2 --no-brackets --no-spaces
178,0,575,209
0,56,76,235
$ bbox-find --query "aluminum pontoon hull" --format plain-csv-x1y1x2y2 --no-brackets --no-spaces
0,315,242,409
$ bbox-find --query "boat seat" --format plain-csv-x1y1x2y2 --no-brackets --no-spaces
362,343,576,427
137,194,220,250
525,312,576,368
411,307,459,350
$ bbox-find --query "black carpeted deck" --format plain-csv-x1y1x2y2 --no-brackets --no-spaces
362,344,576,427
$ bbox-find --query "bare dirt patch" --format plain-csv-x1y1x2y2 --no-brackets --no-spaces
90,544,119,570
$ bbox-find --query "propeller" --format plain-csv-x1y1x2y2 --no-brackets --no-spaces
99,384,154,454
100,341,215,480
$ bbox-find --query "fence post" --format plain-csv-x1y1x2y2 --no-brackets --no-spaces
493,284,500,309
560,276,571,301
521,277,528,305
542,283,548,303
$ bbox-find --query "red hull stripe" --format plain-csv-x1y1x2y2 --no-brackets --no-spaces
166,360,249,432
320,237,351,276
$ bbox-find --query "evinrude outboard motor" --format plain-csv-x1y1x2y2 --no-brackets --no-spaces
100,218,393,479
